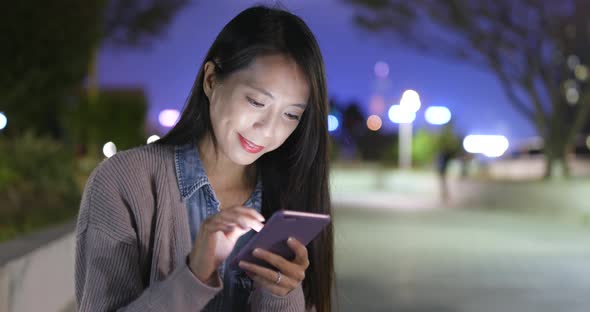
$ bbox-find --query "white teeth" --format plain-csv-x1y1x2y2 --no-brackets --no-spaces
242,136,260,149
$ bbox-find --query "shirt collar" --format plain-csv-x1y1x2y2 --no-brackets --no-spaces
174,140,263,204
174,140,209,200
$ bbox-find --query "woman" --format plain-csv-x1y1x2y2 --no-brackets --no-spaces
75,5,334,312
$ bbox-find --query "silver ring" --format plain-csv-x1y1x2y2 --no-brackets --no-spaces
275,271,282,285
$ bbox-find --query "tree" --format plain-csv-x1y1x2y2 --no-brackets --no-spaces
341,102,366,140
0,0,105,137
61,88,148,152
345,0,590,178
1,0,191,137
412,129,439,167
87,0,193,95
102,0,191,47
82,0,192,150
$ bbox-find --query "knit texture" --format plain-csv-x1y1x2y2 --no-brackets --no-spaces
75,143,306,311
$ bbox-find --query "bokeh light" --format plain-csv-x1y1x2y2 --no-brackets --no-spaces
424,106,452,125
367,115,383,131
400,89,421,113
563,79,577,90
575,65,589,81
374,61,390,79
567,55,580,70
158,109,180,128
328,114,339,132
566,88,580,105
388,105,416,124
147,135,160,144
0,112,6,130
463,135,509,158
103,142,117,158
369,95,386,115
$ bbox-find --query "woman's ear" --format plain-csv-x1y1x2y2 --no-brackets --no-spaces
203,61,217,99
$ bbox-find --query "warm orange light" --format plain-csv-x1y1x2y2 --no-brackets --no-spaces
367,115,382,131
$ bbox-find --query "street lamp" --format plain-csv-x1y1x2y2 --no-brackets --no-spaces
328,114,339,132
388,104,416,168
424,106,452,125
147,135,160,144
400,90,421,112
0,112,6,130
389,90,421,169
103,141,117,158
463,135,509,158
158,109,180,128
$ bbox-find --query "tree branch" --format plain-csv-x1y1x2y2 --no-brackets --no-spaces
490,56,538,127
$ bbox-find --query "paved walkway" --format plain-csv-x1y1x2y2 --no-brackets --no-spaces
14,169,590,312
333,205,590,312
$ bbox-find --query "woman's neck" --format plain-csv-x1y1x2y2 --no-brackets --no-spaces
197,135,256,192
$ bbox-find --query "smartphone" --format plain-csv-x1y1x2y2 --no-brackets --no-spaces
231,210,331,270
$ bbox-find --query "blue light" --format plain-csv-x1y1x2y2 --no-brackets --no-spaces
388,105,416,124
463,135,509,158
425,106,451,125
328,114,339,132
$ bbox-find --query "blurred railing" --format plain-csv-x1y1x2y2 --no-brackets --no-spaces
0,222,76,312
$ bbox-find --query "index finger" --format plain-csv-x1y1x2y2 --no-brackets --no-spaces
216,210,264,232
230,206,265,222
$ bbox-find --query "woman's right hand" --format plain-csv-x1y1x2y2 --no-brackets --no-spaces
188,206,265,286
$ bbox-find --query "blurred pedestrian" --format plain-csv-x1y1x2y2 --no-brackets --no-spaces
436,150,452,203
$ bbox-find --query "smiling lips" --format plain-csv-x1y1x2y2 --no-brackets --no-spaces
238,134,264,153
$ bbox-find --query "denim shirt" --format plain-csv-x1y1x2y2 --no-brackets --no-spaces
174,141,262,312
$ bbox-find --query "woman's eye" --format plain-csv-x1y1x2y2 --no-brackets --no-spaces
247,97,264,107
285,113,300,121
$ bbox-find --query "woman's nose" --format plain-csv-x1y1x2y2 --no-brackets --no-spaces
253,114,277,138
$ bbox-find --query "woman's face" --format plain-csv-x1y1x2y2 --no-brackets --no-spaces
203,54,310,165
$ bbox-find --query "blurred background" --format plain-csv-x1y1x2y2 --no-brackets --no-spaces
1,0,590,311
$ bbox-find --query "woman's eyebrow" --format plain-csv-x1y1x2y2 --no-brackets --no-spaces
246,84,307,109
291,103,307,109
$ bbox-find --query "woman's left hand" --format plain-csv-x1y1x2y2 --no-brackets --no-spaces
238,237,309,296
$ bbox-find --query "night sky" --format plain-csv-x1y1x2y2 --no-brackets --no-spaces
98,0,537,148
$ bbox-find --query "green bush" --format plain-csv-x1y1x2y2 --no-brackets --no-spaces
61,88,148,152
0,132,80,242
412,129,438,167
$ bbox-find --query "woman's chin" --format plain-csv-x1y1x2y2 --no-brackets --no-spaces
231,152,261,166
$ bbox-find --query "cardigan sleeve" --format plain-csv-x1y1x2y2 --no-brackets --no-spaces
74,160,222,311
249,284,307,312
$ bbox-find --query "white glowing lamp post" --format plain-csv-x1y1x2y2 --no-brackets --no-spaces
389,90,421,169
463,135,509,158
424,106,451,126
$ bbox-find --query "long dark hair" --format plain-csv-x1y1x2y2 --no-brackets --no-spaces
157,5,334,312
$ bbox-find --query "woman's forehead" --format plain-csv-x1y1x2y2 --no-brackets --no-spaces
232,55,310,104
